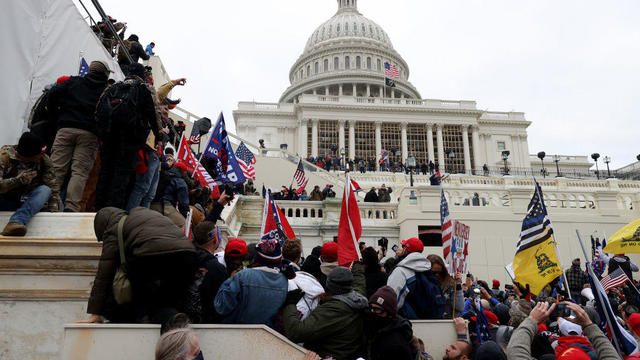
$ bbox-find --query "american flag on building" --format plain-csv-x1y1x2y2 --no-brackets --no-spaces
384,62,399,78
78,57,89,77
235,142,256,180
600,268,630,291
293,160,309,191
441,189,453,265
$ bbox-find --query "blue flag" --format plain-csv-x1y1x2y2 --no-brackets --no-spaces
78,57,89,77
202,113,246,185
587,259,638,356
474,298,491,344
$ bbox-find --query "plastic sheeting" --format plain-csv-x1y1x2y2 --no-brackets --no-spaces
0,0,124,147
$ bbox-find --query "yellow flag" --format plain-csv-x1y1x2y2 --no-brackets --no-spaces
603,218,640,254
513,230,563,295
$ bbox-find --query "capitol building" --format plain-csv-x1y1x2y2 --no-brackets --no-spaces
234,0,536,174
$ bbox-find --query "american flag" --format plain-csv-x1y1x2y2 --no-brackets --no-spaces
441,189,453,265
78,57,89,77
384,62,399,78
235,142,256,180
474,298,492,344
600,268,630,291
188,124,201,144
516,180,553,253
293,160,309,191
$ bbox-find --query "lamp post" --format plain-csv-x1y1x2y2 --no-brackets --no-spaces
445,149,455,173
340,148,346,172
591,153,600,179
537,151,546,178
603,156,611,178
501,150,510,175
407,154,416,187
553,154,561,177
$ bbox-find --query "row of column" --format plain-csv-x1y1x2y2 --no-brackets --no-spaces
300,119,481,172
311,83,404,99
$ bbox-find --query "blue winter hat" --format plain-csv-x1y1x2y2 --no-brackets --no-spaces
255,239,283,264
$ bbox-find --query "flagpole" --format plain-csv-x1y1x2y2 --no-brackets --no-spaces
552,232,572,300
576,229,623,355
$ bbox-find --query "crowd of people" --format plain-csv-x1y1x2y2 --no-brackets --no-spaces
306,155,439,175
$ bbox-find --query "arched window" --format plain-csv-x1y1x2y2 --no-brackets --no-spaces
334,57,339,70
300,70,303,79
345,23,349,33
314,62,319,74
337,24,341,33
345,56,350,69
377,59,381,71
306,65,310,77
362,23,366,33
324,59,329,72
356,56,361,69
354,23,357,32
367,57,372,69
328,25,332,35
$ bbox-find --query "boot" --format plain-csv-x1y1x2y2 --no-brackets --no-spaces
1,222,27,236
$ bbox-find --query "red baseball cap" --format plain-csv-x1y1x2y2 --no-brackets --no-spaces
225,238,248,257
321,241,338,262
629,313,640,336
401,237,423,253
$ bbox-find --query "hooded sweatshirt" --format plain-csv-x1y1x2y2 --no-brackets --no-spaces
387,252,431,309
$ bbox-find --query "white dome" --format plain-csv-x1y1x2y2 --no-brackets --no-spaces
303,10,394,54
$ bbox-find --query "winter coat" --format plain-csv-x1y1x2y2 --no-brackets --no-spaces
609,255,639,280
158,167,190,217
196,247,227,323
440,277,465,319
365,316,414,360
365,266,389,299
565,264,588,292
214,266,288,326
364,190,379,203
47,72,109,135
506,317,619,360
554,335,595,357
128,40,150,63
474,340,506,360
387,252,432,309
283,263,368,360
0,145,59,209
309,189,323,201
378,188,392,202
88,207,196,315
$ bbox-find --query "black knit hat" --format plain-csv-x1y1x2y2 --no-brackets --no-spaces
17,132,45,158
326,267,353,295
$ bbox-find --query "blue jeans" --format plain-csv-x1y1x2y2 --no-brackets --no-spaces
126,151,160,211
0,185,51,225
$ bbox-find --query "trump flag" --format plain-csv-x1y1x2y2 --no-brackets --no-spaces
202,112,246,185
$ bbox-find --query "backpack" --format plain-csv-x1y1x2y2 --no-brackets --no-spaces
28,86,57,154
112,215,132,304
404,270,446,319
95,78,149,143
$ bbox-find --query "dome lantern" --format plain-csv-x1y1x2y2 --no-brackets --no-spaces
337,0,358,12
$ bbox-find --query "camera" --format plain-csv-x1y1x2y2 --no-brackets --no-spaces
378,237,389,249
221,183,235,201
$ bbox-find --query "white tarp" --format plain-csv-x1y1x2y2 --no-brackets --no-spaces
0,0,124,147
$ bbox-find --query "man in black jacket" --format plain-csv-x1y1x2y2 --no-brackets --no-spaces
119,34,150,65
365,286,414,360
364,187,378,202
48,61,109,212
193,221,227,323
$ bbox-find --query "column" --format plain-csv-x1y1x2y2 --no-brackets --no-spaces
426,123,435,163
436,124,445,172
312,89,317,95
401,122,408,162
298,119,308,158
375,121,382,171
311,118,319,157
510,135,520,169
348,120,356,160
338,120,345,156
391,89,395,98
352,83,356,96
520,135,531,168
462,125,471,174
366,84,371,97
472,125,481,171
339,85,343,96
325,86,329,95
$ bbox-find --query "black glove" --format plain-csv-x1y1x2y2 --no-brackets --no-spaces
285,289,305,306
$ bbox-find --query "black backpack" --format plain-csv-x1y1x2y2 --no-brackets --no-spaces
28,86,57,154
95,78,149,143
404,270,446,319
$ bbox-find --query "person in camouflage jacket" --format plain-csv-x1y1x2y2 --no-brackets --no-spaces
0,133,59,236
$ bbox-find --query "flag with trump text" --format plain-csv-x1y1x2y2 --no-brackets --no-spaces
193,159,220,198
337,173,362,266
235,141,256,180
513,180,563,295
202,113,246,185
177,134,198,173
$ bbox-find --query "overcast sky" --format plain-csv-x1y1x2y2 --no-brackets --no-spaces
78,0,640,168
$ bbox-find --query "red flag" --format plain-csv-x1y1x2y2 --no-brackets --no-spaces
177,134,198,173
337,173,362,266
193,158,220,199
